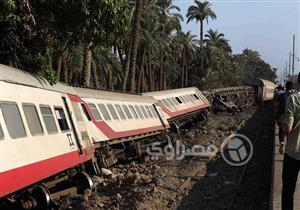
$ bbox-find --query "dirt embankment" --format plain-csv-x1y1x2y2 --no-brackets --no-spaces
71,105,274,210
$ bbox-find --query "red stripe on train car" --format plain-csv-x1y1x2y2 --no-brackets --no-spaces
68,94,166,140
93,122,164,139
162,103,210,118
0,150,90,197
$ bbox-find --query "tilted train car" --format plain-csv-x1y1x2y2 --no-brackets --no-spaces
0,64,172,209
71,87,170,167
143,87,210,135
0,65,96,209
245,78,276,103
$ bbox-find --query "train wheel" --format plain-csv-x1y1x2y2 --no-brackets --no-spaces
73,172,93,195
20,185,51,210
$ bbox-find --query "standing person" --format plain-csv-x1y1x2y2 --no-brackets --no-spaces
281,74,300,210
277,81,294,154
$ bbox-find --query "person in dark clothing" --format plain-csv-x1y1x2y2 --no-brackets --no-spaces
281,74,300,210
277,81,294,154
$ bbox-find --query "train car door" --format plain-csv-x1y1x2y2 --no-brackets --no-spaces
70,101,94,155
61,97,83,154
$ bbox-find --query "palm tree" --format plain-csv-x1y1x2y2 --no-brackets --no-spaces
186,0,216,47
176,31,198,87
204,29,231,52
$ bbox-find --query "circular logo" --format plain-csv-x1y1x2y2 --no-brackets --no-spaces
221,134,253,166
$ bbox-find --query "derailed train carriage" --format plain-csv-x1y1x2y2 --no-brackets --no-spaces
0,64,212,209
245,78,276,103
70,87,171,168
143,87,211,135
0,65,96,209
0,65,170,209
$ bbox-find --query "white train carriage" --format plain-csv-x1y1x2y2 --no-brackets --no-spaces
0,65,95,209
71,87,170,167
245,78,276,103
143,87,210,134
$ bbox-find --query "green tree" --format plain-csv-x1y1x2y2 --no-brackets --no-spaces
186,0,216,48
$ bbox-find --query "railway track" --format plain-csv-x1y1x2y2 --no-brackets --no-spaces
227,107,266,209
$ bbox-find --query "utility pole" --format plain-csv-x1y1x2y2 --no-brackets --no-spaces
292,34,295,82
285,60,288,83
289,51,291,79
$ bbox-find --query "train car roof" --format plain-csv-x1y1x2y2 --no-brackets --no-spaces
0,64,156,103
73,86,156,103
0,64,76,94
142,87,201,97
245,78,276,87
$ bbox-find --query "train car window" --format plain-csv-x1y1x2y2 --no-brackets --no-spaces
71,102,83,122
150,106,158,117
134,105,144,119
107,104,119,120
115,105,126,120
171,97,179,105
0,102,26,139
189,94,196,101
167,98,175,107
81,104,92,121
0,123,3,139
54,107,69,131
186,95,193,102
98,104,111,120
23,104,44,136
162,99,171,108
145,106,153,118
193,94,199,100
128,105,138,119
183,95,190,102
122,105,133,119
40,106,58,133
175,97,182,104
88,103,102,121
179,96,185,103
139,105,149,118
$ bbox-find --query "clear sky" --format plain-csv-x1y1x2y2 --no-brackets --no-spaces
174,0,300,83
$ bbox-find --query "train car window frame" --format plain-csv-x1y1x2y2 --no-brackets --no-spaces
81,103,92,121
71,102,83,122
166,98,175,107
189,94,196,101
128,105,139,119
150,106,158,117
179,96,186,103
134,105,144,119
162,99,171,108
193,94,199,100
175,97,182,104
139,105,149,118
186,95,193,102
171,97,179,105
107,104,119,120
98,104,112,121
0,123,4,140
0,101,27,139
114,104,127,120
54,106,70,132
145,105,153,118
22,103,44,136
40,105,58,134
122,105,133,119
88,103,102,121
